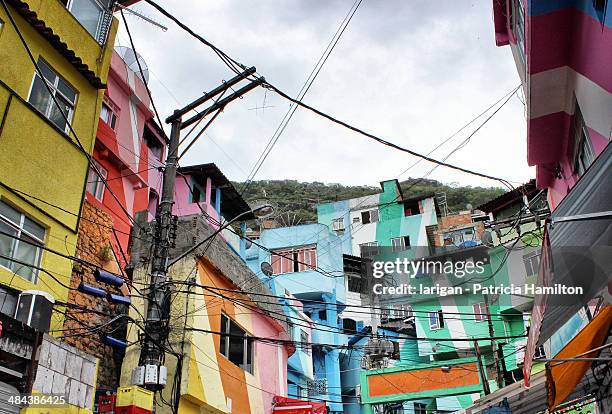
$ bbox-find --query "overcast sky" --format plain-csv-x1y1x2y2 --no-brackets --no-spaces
116,0,533,190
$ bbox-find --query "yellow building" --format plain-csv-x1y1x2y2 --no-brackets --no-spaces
0,0,119,334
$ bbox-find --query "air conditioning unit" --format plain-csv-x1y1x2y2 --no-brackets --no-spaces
14,290,55,332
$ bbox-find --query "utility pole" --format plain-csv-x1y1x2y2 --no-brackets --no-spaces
484,294,504,389
473,339,491,395
134,67,261,390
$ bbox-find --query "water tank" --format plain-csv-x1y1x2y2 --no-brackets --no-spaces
14,290,54,332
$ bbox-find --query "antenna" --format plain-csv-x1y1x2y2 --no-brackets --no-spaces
116,4,168,32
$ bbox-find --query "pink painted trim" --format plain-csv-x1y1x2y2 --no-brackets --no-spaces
493,0,510,46
527,111,571,166
529,9,612,92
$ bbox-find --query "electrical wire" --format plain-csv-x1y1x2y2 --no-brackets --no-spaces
240,0,364,195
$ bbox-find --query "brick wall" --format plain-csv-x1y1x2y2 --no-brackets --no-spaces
63,200,127,389
437,212,473,230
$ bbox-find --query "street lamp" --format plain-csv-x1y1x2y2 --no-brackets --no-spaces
167,204,273,268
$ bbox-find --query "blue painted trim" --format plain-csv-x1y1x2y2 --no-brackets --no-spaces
529,0,612,28
215,187,221,214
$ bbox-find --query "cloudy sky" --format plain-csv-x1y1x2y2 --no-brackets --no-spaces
116,0,532,190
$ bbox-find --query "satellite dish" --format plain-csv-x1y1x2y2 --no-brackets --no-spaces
261,262,273,277
115,46,149,84
466,203,473,211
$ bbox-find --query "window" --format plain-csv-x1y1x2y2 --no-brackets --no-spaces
359,241,378,259
143,127,164,161
403,199,420,217
429,310,444,330
393,304,412,320
28,59,77,133
271,245,317,275
391,236,410,252
148,190,159,217
360,209,379,224
220,314,254,373
100,101,117,129
512,0,526,66
86,159,107,201
347,273,362,293
65,0,113,44
0,200,45,282
523,251,541,277
0,286,18,317
593,0,608,12
414,403,427,414
332,217,344,232
190,180,205,204
473,302,489,322
300,329,311,355
533,344,546,360
571,105,595,177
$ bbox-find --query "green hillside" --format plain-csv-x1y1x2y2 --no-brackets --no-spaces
234,179,505,225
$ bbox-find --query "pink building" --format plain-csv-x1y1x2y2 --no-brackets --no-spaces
491,3,611,411
492,0,611,210
85,47,166,263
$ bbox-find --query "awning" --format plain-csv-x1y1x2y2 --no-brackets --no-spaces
524,142,612,386
546,306,612,411
272,396,326,414
465,368,600,414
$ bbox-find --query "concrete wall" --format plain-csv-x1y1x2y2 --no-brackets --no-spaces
32,334,99,411
123,214,289,414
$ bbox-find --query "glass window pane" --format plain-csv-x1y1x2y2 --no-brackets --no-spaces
100,103,110,123
28,76,52,116
244,338,253,373
0,201,21,225
69,0,104,38
37,60,57,84
13,235,39,281
23,217,45,241
48,94,71,131
0,221,17,269
57,79,76,103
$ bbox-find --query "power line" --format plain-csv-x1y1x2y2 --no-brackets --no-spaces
240,0,364,195
0,0,140,231
139,0,517,189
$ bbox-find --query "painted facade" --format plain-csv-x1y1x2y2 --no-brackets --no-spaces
0,2,121,411
492,0,611,210
492,3,611,411
349,186,546,413
317,179,439,325
0,0,118,332
123,214,290,414
86,47,166,262
245,223,347,413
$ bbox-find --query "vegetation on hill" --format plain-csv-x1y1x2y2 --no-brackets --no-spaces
234,179,505,225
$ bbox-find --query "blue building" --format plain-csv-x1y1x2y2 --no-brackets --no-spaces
244,223,347,413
